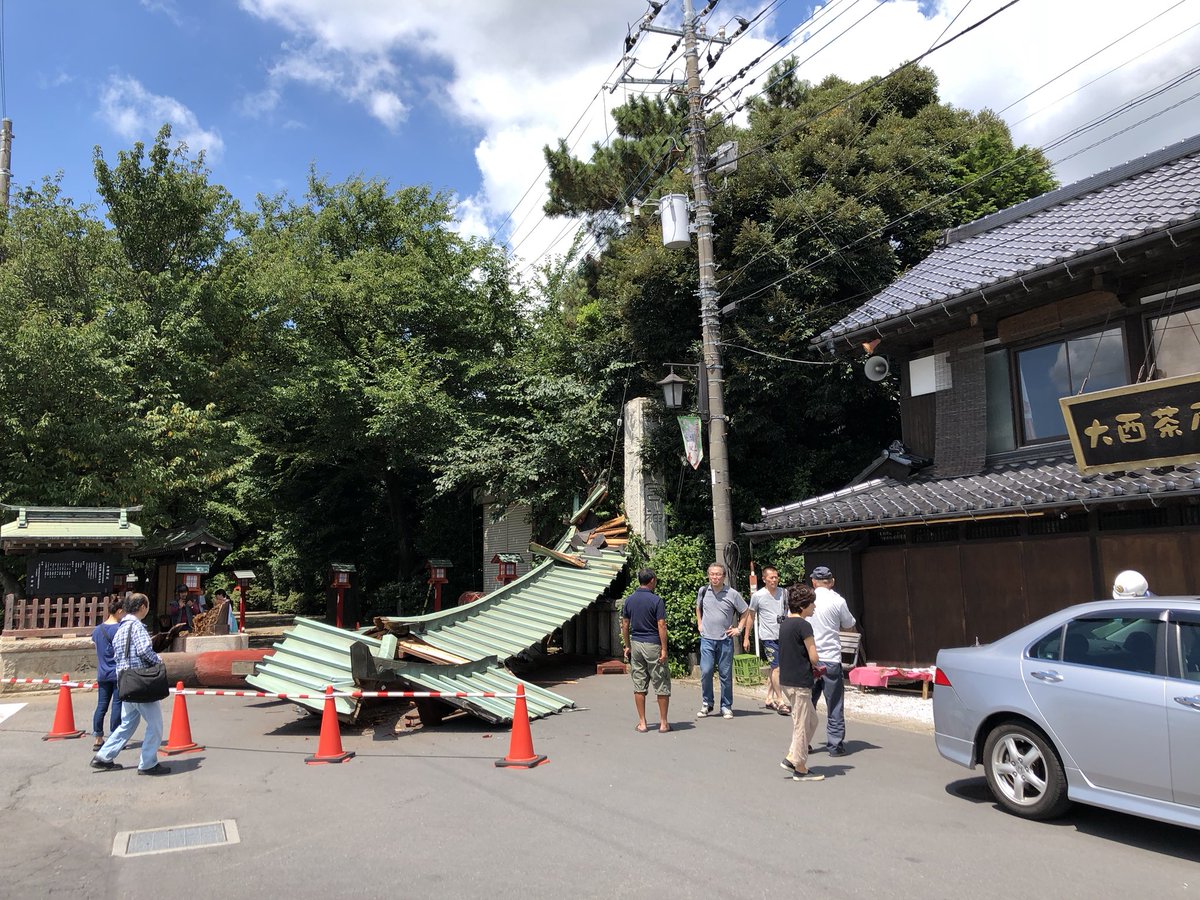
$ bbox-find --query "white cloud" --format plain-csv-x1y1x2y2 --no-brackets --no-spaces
140,0,184,26
97,74,225,162
452,194,491,242
237,29,409,130
235,0,1200,271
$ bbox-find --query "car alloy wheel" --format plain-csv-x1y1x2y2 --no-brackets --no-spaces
982,721,1070,820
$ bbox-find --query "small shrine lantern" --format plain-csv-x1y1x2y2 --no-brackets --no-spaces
233,568,256,632
426,558,453,612
176,561,211,594
329,563,355,629
491,553,521,586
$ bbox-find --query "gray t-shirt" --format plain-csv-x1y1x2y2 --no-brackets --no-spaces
749,587,786,641
697,584,747,641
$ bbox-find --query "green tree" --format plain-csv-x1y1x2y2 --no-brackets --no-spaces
541,64,1056,534
0,155,240,529
233,174,526,594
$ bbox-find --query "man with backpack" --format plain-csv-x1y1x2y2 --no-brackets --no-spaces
695,562,750,719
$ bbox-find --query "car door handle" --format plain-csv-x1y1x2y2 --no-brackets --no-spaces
1030,670,1064,683
1174,696,1200,710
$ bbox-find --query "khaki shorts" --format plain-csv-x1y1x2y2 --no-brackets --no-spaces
629,640,671,696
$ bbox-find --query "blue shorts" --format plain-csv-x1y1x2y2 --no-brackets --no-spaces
762,640,780,670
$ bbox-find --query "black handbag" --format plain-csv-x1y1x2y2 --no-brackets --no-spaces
116,624,170,703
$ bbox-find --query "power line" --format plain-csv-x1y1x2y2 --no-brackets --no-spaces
487,3,670,247
722,74,1200,320
516,0,867,276
725,0,1026,166
716,4,1200,302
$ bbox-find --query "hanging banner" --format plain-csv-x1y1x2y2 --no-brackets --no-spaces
678,415,703,469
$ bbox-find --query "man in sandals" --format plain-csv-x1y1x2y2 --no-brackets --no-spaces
745,565,788,715
621,568,671,733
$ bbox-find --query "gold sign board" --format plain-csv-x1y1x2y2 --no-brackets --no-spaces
1060,372,1200,475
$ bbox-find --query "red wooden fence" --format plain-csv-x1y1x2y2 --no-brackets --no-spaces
2,595,106,637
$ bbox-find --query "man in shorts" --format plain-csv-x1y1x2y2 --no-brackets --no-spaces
621,568,671,733
745,565,788,714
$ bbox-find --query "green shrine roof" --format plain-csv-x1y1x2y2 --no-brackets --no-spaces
0,505,144,551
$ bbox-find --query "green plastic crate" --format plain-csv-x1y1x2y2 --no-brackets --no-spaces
733,653,764,686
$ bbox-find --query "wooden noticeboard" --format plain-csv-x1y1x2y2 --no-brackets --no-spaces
1060,372,1200,474
26,551,115,595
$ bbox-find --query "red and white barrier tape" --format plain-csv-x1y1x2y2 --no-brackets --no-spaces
4,677,519,700
175,688,519,700
3,677,98,689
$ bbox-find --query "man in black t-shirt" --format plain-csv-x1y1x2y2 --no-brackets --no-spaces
778,584,825,782
621,568,671,733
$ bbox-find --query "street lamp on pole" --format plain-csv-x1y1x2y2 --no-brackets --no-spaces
657,363,710,420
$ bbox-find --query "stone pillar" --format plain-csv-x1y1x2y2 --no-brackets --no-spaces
623,397,667,545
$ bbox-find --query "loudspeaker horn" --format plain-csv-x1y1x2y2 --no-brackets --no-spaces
864,356,890,382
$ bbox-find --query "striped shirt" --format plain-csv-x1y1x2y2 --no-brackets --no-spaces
112,614,161,674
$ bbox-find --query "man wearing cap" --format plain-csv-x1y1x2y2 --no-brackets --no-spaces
809,565,856,756
1112,570,1156,600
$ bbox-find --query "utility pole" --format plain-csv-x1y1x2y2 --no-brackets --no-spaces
0,118,12,212
618,0,736,576
680,0,735,575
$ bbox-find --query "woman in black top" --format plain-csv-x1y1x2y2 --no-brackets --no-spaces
778,584,824,782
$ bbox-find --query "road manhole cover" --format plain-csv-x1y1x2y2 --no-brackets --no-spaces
113,820,240,857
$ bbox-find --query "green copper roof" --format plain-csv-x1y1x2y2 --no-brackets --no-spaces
0,506,143,549
248,616,383,719
247,483,626,724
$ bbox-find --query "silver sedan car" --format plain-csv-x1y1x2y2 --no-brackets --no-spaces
933,598,1200,830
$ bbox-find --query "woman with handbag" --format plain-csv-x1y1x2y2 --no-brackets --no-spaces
89,595,124,751
90,593,172,776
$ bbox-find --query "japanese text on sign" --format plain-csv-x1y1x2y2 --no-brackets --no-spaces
1061,374,1200,475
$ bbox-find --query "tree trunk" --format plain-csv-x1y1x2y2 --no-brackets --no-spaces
0,567,21,599
384,470,416,581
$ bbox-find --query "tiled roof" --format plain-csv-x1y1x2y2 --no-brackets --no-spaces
818,134,1200,344
129,520,231,558
744,455,1200,536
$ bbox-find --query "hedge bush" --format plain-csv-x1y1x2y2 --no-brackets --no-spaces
630,534,714,677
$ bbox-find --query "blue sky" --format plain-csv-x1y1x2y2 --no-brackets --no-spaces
6,0,1199,275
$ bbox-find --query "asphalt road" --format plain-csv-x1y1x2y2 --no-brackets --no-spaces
1,668,1196,899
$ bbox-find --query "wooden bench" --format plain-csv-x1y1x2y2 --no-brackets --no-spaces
839,630,862,668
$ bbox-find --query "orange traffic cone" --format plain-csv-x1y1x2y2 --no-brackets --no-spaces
163,682,204,755
305,685,354,765
495,683,547,769
43,674,85,741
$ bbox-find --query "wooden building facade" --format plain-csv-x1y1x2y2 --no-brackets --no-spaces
745,135,1200,665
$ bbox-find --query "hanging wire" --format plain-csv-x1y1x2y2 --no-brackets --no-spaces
1075,309,1115,395
606,377,632,488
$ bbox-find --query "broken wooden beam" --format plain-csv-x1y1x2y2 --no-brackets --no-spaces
529,542,587,568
